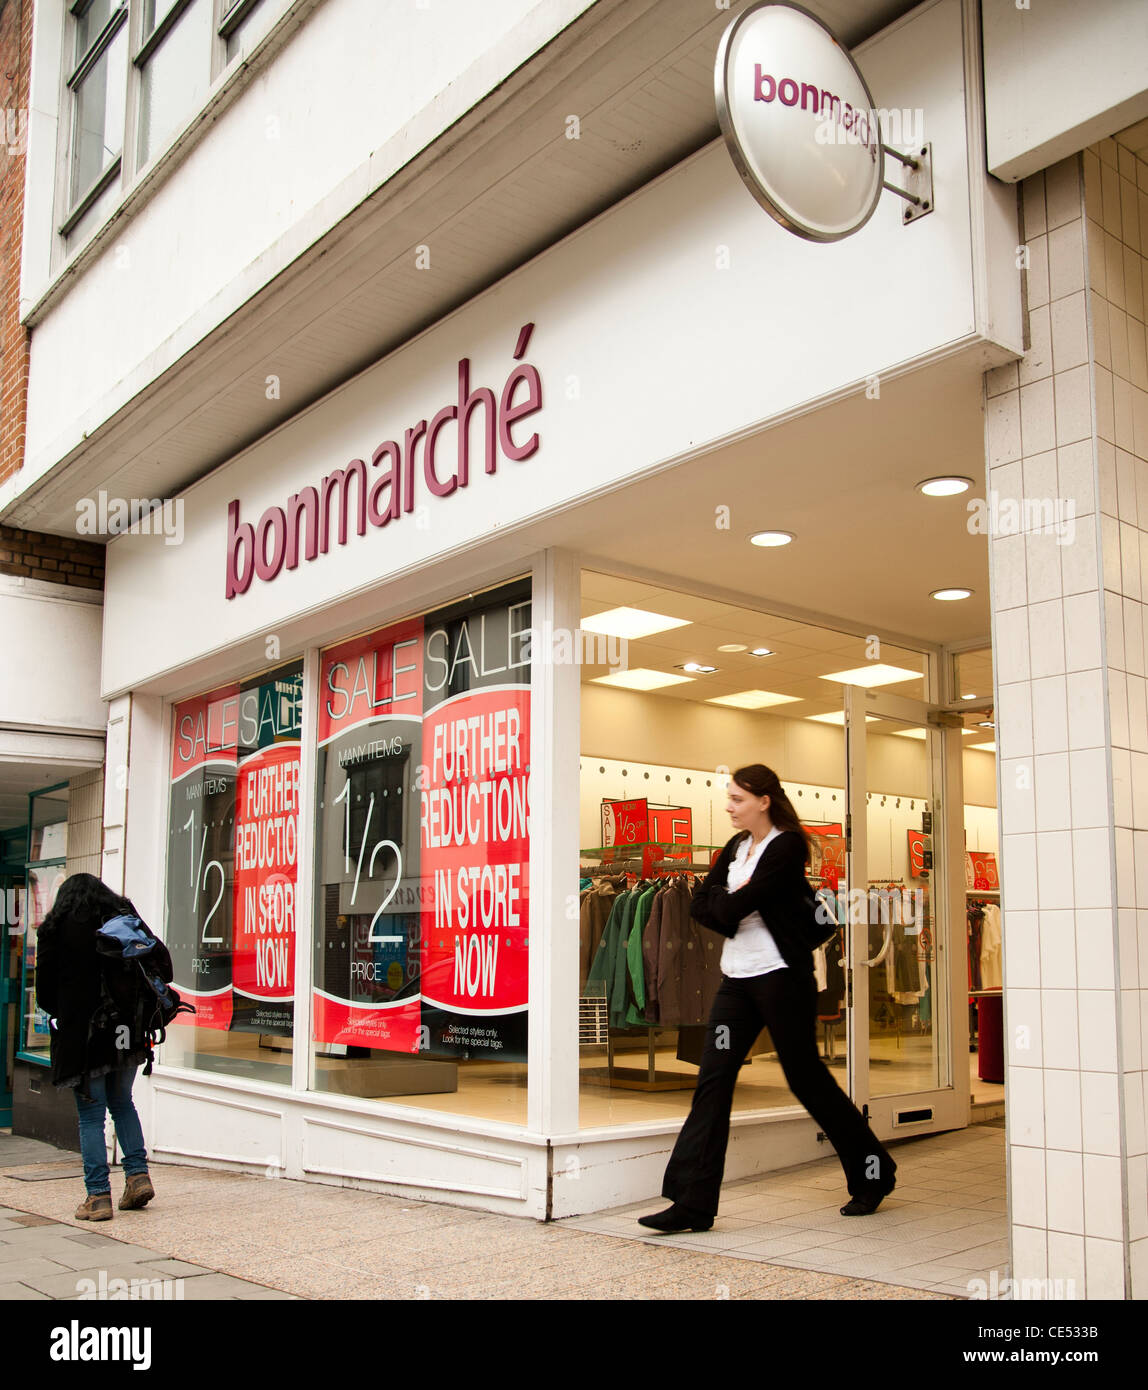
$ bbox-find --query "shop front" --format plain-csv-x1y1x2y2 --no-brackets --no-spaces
91,0,1021,1222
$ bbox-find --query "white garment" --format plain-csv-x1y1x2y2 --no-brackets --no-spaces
980,903,1002,990
721,826,788,978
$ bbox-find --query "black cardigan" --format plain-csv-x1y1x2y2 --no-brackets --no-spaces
35,904,173,1092
690,829,815,976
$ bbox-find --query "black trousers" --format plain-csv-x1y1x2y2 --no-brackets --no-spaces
662,968,895,1217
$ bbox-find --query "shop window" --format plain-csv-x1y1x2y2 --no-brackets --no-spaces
17,788,70,1065
577,570,938,1127
162,660,304,1081
311,579,531,1123
64,1,129,222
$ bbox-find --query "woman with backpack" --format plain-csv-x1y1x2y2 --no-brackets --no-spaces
35,873,173,1221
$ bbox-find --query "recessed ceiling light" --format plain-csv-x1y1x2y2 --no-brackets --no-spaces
931,587,973,601
749,647,775,657
805,712,879,725
717,643,747,653
890,727,928,739
581,607,691,639
961,692,977,700
705,690,801,709
678,662,718,674
591,669,693,691
977,719,995,729
749,531,794,547
917,476,974,496
968,741,996,752
819,664,922,688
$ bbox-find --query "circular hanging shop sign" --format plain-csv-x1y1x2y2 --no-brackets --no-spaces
715,0,885,242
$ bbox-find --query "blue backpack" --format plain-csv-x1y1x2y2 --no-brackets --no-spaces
93,913,196,1073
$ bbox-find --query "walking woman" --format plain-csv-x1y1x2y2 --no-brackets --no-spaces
639,765,896,1233
35,873,169,1221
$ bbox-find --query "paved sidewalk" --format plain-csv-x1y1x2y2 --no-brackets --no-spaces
0,1132,951,1301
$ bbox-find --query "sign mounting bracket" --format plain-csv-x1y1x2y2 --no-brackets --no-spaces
881,142,934,224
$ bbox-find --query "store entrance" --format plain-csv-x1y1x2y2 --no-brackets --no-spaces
842,684,965,1137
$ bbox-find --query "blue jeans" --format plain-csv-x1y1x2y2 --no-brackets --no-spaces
74,1067,148,1196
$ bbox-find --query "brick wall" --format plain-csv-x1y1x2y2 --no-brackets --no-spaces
0,0,30,488
0,521,105,589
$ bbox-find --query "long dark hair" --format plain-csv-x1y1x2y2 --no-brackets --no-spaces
732,764,811,865
40,873,132,933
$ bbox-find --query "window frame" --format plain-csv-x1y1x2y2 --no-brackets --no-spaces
15,782,70,1068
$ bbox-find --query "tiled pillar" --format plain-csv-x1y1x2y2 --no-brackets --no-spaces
986,145,1148,1300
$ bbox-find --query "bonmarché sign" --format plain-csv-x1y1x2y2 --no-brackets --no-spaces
226,324,542,598
715,1,884,241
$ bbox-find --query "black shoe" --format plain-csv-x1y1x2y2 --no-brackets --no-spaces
840,1176,896,1216
637,1203,714,1233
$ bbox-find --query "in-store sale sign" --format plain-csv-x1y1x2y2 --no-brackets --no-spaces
602,798,648,856
231,666,304,1034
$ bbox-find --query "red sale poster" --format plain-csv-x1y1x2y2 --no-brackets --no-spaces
907,829,928,878
965,850,999,890
602,798,649,856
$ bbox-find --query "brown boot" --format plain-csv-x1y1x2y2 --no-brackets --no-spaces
118,1172,155,1211
75,1193,113,1221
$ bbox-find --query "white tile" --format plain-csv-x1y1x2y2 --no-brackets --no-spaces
1070,747,1111,828
1105,587,1126,668
1029,601,1066,678
1078,907,1118,990
995,609,1031,685
1085,1235,1127,1298
1140,912,1148,986
1040,830,1077,909
1057,438,1096,515
1053,363,1094,446
1122,527,1144,603
1000,757,1036,834
1034,752,1071,833
1038,907,1077,986
997,680,1034,758
1073,826,1114,909
1021,377,1057,457
1117,447,1139,522
1009,1144,1047,1227
1134,385,1148,463
1023,445,1059,507
1123,174,1143,251
1045,1148,1085,1233
1123,1069,1146,1156
1129,1155,1148,1241
992,533,1028,609
1083,153,1102,225
1128,675,1148,753
1042,989,1080,1070
1010,1223,1047,1283
1020,304,1052,385
1115,376,1136,452
1133,1237,1148,1301
1065,668,1105,749
1045,158,1082,231
1120,826,1139,907
986,360,1020,398
1031,673,1069,751
1023,171,1047,239
1078,991,1119,1071
1097,363,1116,444
1082,1155,1124,1240
1093,289,1112,368
1026,530,1062,604
1006,985,1043,1064
1046,1230,1087,1295
1080,1071,1122,1157
1132,749,1148,826
1104,233,1125,311
1127,596,1147,676
1062,589,1102,666
1101,157,1123,230
1129,319,1148,393
1006,1066,1045,1147
1098,438,1118,516
1026,234,1050,311
1117,908,1140,994
1044,1068,1083,1150
1050,290,1089,372
1109,669,1129,747
987,391,1022,468
1101,514,1124,594
1049,219,1086,299
1002,908,1040,987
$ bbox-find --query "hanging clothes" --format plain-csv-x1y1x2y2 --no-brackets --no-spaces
579,876,625,990
980,902,1002,989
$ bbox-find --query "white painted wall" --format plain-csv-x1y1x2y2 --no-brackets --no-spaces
0,578,106,732
18,0,597,491
101,0,1023,697
983,0,1148,181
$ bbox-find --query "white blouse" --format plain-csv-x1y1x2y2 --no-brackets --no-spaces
720,826,788,978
